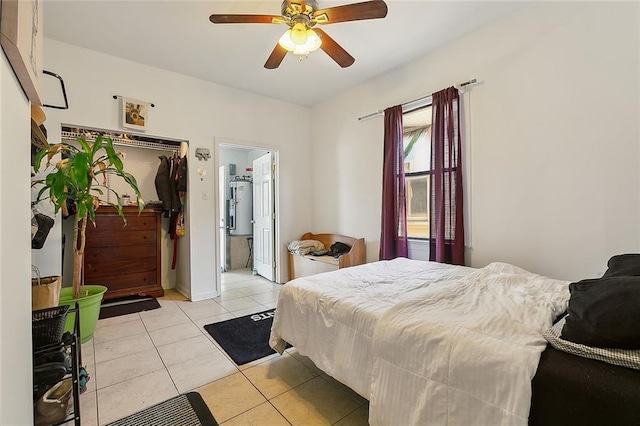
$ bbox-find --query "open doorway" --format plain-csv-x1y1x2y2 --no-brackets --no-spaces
215,141,281,293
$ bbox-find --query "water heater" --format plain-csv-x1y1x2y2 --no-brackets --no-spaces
229,180,253,235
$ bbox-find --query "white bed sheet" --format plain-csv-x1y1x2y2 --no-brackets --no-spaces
269,258,475,398
369,263,570,425
269,259,569,425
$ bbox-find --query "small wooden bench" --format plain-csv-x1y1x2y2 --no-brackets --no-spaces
288,232,366,281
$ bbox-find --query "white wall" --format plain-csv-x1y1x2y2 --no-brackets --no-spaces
311,2,640,281
220,146,253,183
40,39,313,299
0,52,33,425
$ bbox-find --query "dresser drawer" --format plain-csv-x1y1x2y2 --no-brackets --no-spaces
88,213,157,232
85,243,156,262
84,230,156,248
84,270,158,292
85,256,157,278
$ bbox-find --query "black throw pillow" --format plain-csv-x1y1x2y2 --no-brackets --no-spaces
602,254,640,278
561,276,640,349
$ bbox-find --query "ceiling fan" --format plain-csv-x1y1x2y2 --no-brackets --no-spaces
209,0,388,69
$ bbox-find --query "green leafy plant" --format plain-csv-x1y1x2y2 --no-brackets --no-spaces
32,136,144,299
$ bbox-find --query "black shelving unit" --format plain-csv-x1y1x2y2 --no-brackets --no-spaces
32,303,82,426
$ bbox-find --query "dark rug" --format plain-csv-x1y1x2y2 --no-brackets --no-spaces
106,392,217,426
99,296,161,319
204,309,288,365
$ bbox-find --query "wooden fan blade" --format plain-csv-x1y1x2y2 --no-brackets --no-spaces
209,14,284,24
264,44,288,69
313,0,387,25
315,28,355,68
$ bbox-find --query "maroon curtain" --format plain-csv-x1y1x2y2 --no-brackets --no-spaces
379,105,408,260
429,87,465,265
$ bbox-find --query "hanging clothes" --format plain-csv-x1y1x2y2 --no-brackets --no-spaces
175,156,187,239
155,156,172,217
147,152,191,270
171,155,187,270
176,155,188,192
157,154,182,220
168,154,181,215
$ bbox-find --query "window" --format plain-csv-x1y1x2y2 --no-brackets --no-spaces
403,105,431,239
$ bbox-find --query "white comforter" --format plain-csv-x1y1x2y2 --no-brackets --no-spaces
270,258,475,398
269,259,570,425
370,262,569,425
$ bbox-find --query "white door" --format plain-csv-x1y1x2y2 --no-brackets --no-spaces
253,152,275,281
218,165,226,273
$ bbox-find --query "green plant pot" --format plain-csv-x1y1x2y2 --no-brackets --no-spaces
58,285,107,344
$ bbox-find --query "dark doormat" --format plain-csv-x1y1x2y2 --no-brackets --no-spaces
106,392,218,426
204,309,289,365
99,296,161,320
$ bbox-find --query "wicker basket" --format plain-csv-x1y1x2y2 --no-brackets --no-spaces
32,306,69,349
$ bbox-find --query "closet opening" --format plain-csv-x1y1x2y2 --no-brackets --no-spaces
57,125,190,299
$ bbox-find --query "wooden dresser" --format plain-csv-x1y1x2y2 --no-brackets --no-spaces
84,205,164,300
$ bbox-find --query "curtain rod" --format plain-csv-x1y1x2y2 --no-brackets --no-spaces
357,78,479,122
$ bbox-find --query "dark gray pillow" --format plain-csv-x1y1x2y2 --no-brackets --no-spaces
561,276,640,349
602,254,640,278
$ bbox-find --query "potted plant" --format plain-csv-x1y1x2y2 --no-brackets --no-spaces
32,136,144,342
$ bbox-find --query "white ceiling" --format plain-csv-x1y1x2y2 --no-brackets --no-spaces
43,1,526,107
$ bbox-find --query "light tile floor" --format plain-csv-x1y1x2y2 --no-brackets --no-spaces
79,269,370,425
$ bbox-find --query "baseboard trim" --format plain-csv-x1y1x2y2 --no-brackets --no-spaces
190,290,219,302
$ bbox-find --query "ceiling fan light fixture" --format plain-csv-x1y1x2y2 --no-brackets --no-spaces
278,29,296,51
292,45,310,55
291,30,321,55
304,29,322,51
290,22,308,44
210,0,388,68
278,27,321,55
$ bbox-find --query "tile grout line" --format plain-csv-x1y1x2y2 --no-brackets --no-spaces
236,358,297,425
184,300,243,371
139,310,181,397
84,337,100,426
94,276,280,424
94,298,242,419
216,272,297,423
191,282,288,421
168,298,240,394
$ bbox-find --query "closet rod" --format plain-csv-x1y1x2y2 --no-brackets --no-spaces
60,126,184,153
111,141,180,153
357,78,479,122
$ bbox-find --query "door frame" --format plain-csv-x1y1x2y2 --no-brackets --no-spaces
213,138,281,293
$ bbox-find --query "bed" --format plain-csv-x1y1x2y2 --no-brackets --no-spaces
270,258,476,399
530,345,640,425
269,258,574,425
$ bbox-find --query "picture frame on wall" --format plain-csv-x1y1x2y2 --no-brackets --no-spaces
0,0,44,105
121,97,149,131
